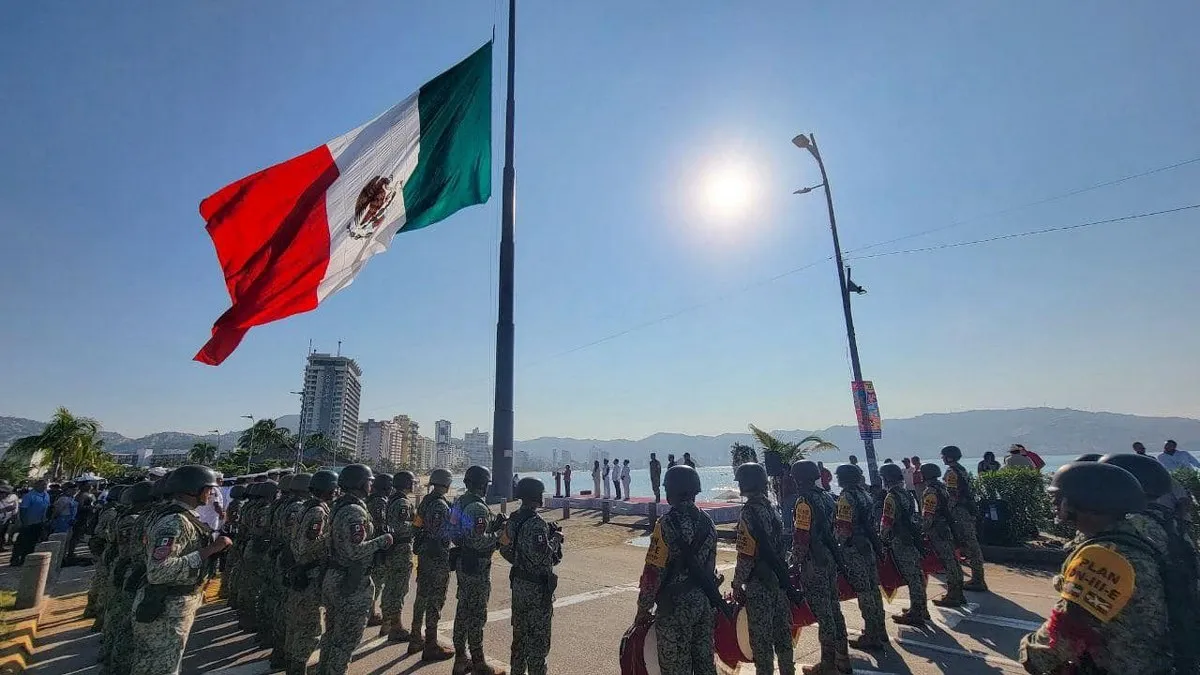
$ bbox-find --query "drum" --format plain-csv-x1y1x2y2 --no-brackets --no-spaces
619,619,661,675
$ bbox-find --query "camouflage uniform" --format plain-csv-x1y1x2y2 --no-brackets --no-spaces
222,493,245,602
943,461,985,585
129,502,211,675
451,492,502,661
920,480,965,604
833,485,886,644
236,497,267,628
87,500,124,628
792,488,849,673
99,503,146,673
379,492,415,628
879,486,928,620
636,501,718,675
285,497,330,672
503,505,563,675
269,494,307,656
366,492,390,620
317,494,390,675
1019,519,1173,674
258,493,293,646
733,494,794,675
410,492,453,644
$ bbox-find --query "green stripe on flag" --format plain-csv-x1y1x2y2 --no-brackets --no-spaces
401,41,493,233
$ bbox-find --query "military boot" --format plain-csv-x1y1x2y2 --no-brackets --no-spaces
891,608,927,626
963,578,989,592
378,617,393,638
387,618,411,643
801,646,839,675
849,635,888,651
285,659,309,675
406,629,425,656
269,647,287,669
368,609,383,627
452,650,472,675
422,635,454,662
471,653,507,675
835,643,853,674
933,593,966,608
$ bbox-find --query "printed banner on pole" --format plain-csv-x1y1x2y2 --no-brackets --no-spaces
852,380,882,440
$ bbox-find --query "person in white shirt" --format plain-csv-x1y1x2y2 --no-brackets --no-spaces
602,459,612,499
901,458,916,492
591,461,602,498
620,460,632,501
1158,440,1200,471
196,472,227,531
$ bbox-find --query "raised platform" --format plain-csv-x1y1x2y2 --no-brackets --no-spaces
544,495,741,524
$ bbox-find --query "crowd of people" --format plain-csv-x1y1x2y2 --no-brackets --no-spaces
0,475,105,567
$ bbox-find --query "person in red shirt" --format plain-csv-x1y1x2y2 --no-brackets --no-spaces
1013,444,1045,470
818,462,833,491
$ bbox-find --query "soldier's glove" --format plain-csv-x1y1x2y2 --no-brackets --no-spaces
489,514,508,533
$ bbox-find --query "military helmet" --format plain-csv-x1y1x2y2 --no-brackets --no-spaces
309,470,339,495
128,480,155,504
290,473,312,494
260,480,280,499
267,469,282,478
229,484,246,500
118,485,134,505
464,465,492,491
164,465,221,496
879,463,904,485
940,445,963,462
150,476,169,498
1075,453,1102,462
835,463,864,486
338,464,373,492
1049,462,1146,516
734,462,768,495
278,474,293,493
791,460,821,484
394,471,416,492
664,465,702,500
919,463,942,481
107,484,128,504
428,468,453,488
373,473,394,493
516,477,545,503
245,482,263,499
1100,453,1173,499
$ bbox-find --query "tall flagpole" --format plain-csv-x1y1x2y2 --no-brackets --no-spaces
488,0,517,502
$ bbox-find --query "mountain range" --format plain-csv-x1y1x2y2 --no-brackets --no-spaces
2,407,1198,466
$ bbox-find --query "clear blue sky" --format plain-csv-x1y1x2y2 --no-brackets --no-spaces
2,1,1198,440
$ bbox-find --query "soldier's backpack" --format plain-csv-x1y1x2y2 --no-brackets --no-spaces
1084,529,1200,675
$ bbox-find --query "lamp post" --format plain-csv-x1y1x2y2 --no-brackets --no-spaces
241,415,255,474
792,133,880,487
289,391,304,472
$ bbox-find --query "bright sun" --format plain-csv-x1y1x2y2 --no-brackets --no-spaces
700,163,756,221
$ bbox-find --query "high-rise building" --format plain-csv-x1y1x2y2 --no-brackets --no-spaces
464,427,490,466
390,415,419,467
358,418,396,467
299,352,363,459
418,435,436,470
561,449,573,467
434,420,451,469
552,448,559,467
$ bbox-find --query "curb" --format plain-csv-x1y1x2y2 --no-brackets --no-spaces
0,606,44,675
982,544,1067,567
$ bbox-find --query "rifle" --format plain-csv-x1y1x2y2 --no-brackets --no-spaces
673,513,734,620
745,509,805,607
890,490,927,556
851,490,885,559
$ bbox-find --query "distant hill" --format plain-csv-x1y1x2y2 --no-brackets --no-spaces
2,407,1197,466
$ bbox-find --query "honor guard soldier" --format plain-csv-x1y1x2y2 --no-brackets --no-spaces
791,461,850,674
940,446,987,591
877,463,929,626
408,468,456,661
833,463,887,651
129,466,231,675
1020,462,1175,675
366,472,393,627
501,477,564,675
635,464,724,675
450,466,506,675
731,462,796,675
86,483,126,628
284,470,337,675
380,471,417,642
318,464,392,675
919,463,965,607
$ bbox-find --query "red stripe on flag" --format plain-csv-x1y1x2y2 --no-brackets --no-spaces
194,145,339,365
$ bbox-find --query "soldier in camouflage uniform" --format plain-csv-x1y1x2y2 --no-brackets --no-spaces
129,466,232,675
98,485,139,672
940,446,987,592
635,465,720,675
222,483,247,606
501,477,563,675
730,463,794,675
366,473,393,627
85,484,126,629
877,463,929,626
236,482,272,631
791,461,850,675
284,470,337,675
380,471,416,642
407,468,456,661
1020,462,1175,674
450,465,507,675
832,464,887,651
919,463,965,607
318,464,393,675
266,474,311,669
259,475,295,652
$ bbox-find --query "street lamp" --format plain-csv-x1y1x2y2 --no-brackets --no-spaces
792,133,881,487
289,391,304,472
241,415,255,474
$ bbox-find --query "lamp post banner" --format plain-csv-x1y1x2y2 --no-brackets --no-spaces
852,380,882,440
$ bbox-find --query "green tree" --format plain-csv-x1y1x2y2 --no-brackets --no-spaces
6,407,114,480
748,424,837,465
188,442,218,465
730,442,758,468
238,418,291,465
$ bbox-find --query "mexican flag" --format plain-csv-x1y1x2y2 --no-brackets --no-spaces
195,42,492,365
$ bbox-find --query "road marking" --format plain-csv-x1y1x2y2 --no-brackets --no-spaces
733,665,897,675
893,636,1024,670
952,606,1043,632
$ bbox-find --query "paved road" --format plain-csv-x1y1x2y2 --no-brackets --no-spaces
32,510,1057,675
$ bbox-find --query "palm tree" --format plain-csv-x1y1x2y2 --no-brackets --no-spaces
730,442,758,468
238,419,290,465
188,442,218,465
749,424,837,503
9,408,112,480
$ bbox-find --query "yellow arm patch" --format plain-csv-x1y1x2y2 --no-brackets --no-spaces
735,517,758,557
835,496,853,523
1060,544,1136,622
944,470,958,491
921,493,938,518
793,502,812,531
882,494,896,520
412,513,424,528
645,521,669,568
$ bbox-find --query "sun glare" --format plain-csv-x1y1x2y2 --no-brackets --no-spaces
700,162,757,222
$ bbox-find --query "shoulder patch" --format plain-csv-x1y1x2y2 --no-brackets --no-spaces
1060,544,1136,622
645,521,669,568
882,494,896,519
151,535,175,562
735,516,758,557
921,493,938,518
306,517,324,540
350,521,366,544
835,495,853,523
794,501,812,531
944,470,958,490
